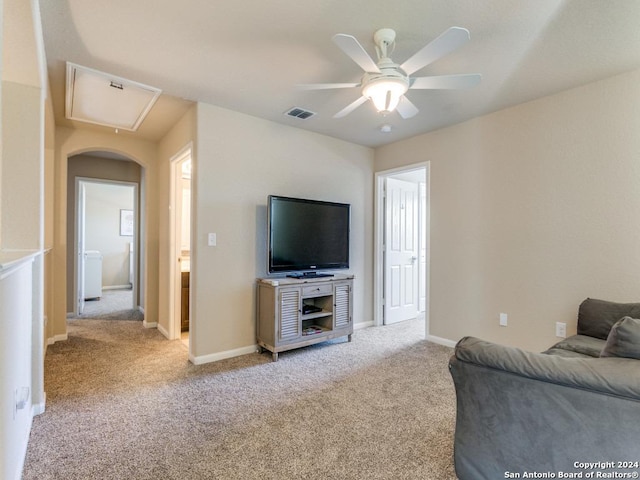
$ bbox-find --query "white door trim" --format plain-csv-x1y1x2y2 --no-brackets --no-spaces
77,181,86,315
169,144,193,343
74,177,139,316
374,163,430,335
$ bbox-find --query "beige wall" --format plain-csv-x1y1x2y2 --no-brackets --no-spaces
1,81,42,249
375,68,640,352
191,103,374,362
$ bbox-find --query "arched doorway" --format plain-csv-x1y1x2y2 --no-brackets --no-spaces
66,151,145,321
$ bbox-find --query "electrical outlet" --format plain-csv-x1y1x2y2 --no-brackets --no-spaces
13,387,29,419
499,313,508,327
555,322,566,338
208,233,217,246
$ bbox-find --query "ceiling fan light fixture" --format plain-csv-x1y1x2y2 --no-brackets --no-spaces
362,76,408,115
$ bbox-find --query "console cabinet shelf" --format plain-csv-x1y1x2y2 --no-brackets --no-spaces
256,275,354,361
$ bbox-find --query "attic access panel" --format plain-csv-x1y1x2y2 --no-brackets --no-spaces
65,62,161,131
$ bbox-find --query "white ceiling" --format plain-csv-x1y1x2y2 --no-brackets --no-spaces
39,0,640,147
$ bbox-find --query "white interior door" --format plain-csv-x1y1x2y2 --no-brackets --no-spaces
77,181,86,315
384,177,419,324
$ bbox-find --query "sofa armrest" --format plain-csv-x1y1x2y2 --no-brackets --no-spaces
450,337,640,480
455,336,640,400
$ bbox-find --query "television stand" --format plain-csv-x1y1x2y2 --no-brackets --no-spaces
256,274,354,361
286,271,333,279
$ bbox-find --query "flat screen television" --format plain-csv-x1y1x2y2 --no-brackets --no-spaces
267,195,350,277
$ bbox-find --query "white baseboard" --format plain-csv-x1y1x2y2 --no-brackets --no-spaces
47,333,68,345
156,323,170,339
102,285,132,291
427,334,458,348
143,320,158,329
190,344,258,365
354,321,374,330
32,394,46,416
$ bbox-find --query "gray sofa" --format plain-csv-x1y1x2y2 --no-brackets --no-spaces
449,298,640,480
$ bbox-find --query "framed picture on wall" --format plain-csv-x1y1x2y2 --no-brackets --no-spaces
120,209,134,236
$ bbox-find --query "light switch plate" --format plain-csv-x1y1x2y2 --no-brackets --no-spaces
499,313,508,327
208,233,217,246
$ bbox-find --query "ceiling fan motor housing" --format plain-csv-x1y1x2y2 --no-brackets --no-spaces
362,68,409,90
362,66,409,114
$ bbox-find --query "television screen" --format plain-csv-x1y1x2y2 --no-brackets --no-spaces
268,195,350,276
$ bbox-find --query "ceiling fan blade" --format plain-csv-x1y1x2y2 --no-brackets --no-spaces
396,96,419,119
410,73,481,90
333,96,368,118
296,82,360,90
400,27,471,75
332,34,381,73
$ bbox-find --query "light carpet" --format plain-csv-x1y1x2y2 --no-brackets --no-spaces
24,318,457,479
77,288,143,321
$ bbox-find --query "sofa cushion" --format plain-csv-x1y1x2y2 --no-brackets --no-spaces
577,298,640,340
600,316,640,360
544,334,605,358
542,347,593,358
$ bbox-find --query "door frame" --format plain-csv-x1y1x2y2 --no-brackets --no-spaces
77,181,87,315
374,163,430,334
74,177,139,316
169,144,193,341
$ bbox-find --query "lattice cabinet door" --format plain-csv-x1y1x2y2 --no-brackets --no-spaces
334,282,352,329
278,288,301,341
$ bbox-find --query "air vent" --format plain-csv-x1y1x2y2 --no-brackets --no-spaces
284,107,316,120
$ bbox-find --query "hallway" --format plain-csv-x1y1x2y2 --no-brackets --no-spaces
75,289,143,321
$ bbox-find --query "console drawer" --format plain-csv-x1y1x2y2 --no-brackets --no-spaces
302,283,333,297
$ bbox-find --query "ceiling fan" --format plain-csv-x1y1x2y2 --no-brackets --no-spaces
298,27,481,119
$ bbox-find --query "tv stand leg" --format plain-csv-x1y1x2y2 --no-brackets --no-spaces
348,334,352,342
272,352,278,362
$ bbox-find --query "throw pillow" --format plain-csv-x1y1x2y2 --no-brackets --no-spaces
600,316,640,360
